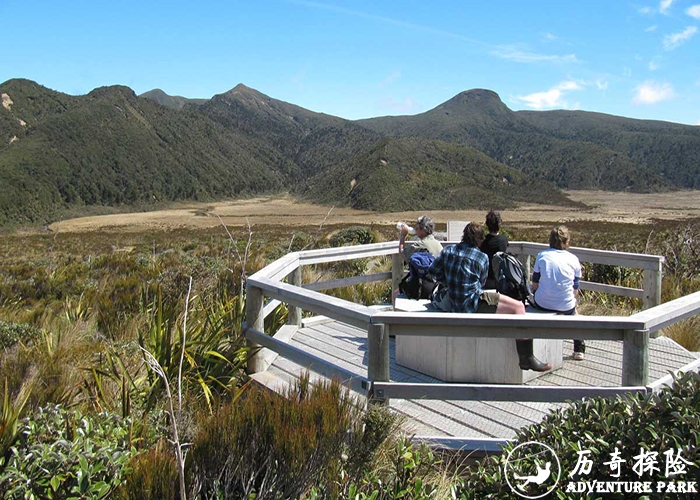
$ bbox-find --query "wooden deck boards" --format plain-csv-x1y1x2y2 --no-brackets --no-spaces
266,318,698,440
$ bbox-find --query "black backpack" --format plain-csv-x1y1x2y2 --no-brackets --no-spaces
493,251,531,303
399,251,437,300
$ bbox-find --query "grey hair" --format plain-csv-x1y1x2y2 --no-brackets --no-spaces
416,215,435,235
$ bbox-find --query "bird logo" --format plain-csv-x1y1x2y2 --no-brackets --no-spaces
504,442,561,499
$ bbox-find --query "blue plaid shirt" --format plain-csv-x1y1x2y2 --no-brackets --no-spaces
428,243,489,313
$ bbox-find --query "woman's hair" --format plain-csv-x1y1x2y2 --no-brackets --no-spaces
485,210,501,233
462,222,485,247
549,226,571,250
416,215,435,235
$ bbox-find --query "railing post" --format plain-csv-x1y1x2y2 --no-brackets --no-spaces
368,323,390,405
392,253,404,307
643,259,663,310
287,266,302,326
622,329,649,386
245,284,265,375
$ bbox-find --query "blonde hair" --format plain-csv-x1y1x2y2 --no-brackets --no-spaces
549,226,571,250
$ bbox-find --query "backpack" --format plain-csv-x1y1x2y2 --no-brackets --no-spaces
399,251,437,300
493,251,531,303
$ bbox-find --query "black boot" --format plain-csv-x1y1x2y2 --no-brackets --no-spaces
516,339,551,372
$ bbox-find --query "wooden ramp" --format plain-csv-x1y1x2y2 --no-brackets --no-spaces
258,317,699,442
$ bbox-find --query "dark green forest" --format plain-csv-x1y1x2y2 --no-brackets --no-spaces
1,80,699,226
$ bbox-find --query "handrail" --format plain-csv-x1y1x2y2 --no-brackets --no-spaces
249,275,375,330
244,241,698,399
630,290,700,332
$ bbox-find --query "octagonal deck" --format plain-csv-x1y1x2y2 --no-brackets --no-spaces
259,316,699,442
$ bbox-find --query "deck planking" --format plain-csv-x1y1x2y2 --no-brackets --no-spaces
265,318,698,440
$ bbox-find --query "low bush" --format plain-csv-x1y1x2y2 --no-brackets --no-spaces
113,438,179,500
189,376,363,499
0,405,136,498
459,371,700,499
329,226,376,247
0,321,42,349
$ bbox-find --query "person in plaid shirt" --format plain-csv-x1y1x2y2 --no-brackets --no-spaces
429,222,551,372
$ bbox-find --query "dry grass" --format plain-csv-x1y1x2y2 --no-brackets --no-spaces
43,191,700,234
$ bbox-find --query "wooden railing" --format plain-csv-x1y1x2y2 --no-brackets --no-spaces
245,241,700,408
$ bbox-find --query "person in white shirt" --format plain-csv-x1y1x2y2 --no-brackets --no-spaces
532,226,586,360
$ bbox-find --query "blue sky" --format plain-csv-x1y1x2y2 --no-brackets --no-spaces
2,0,699,125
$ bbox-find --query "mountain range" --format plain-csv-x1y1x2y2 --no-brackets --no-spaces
1,78,699,226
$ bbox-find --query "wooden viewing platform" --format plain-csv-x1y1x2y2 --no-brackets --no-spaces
244,240,700,451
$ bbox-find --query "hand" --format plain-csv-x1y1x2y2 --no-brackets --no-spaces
400,225,410,237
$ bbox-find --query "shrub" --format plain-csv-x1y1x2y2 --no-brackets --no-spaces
113,439,179,500
138,285,249,412
329,226,376,247
459,371,700,499
0,321,42,349
189,376,363,499
0,405,136,498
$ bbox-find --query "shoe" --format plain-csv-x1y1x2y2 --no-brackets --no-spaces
516,339,552,372
573,340,586,361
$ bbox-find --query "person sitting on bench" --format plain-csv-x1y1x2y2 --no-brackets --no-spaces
532,226,585,361
428,222,551,372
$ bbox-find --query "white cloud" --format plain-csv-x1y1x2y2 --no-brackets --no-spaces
514,80,585,110
623,66,633,78
648,57,661,70
639,6,654,15
687,5,700,18
542,32,557,41
491,46,579,63
379,70,401,87
380,96,418,114
557,81,583,91
645,25,658,32
596,79,609,91
632,81,675,104
696,119,700,125
660,0,675,14
663,26,698,50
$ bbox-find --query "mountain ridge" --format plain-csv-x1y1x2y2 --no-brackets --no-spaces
2,78,699,225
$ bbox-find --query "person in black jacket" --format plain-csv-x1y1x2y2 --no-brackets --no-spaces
479,210,508,289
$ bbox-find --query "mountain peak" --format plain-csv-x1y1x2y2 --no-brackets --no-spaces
438,88,509,114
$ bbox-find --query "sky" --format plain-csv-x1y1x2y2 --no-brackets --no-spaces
2,0,700,125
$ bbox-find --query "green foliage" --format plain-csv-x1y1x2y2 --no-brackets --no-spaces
189,376,363,499
459,371,700,499
0,379,31,469
359,89,700,193
0,405,136,499
0,321,41,349
330,226,377,247
138,285,249,412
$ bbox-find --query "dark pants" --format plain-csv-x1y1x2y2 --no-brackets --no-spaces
532,298,585,353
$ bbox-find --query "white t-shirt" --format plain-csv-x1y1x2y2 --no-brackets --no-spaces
533,248,582,311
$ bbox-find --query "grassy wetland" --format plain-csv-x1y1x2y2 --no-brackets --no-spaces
1,192,700,498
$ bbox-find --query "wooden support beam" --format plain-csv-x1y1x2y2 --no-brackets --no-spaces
245,284,265,375
372,382,647,402
302,272,392,291
287,267,302,326
392,253,404,299
643,259,663,310
367,323,390,405
622,329,649,386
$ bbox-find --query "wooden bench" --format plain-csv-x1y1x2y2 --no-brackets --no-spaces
394,297,563,384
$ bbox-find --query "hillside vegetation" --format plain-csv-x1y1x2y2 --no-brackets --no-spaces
2,79,700,225
358,89,700,191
